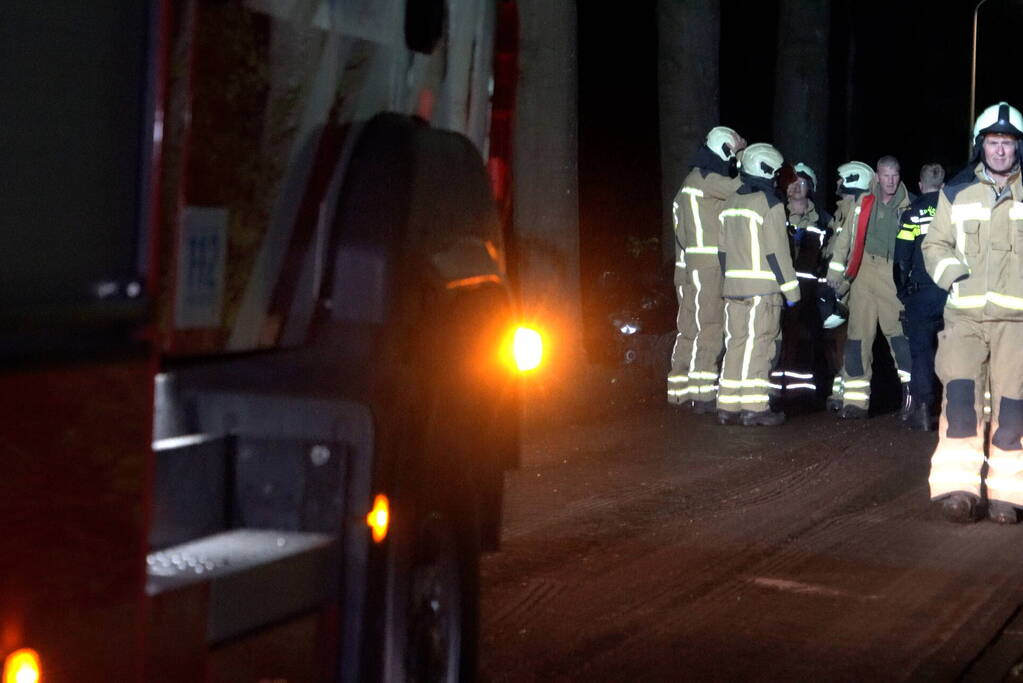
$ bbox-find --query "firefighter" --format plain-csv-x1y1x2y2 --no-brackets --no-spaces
894,163,946,431
822,161,874,410
668,126,747,412
775,163,832,408
923,101,1023,524
716,143,800,426
826,156,913,419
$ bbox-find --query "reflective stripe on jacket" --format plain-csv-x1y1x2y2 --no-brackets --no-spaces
718,181,801,303
673,168,742,269
922,163,1023,319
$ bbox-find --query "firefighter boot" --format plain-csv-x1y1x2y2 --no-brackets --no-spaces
898,386,913,421
839,404,867,420
740,410,786,426
693,399,716,415
716,410,741,426
988,500,1020,525
907,402,934,431
940,492,980,524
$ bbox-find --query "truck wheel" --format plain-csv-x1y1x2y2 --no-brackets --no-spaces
383,486,480,683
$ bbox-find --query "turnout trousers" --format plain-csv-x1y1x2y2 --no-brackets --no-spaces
929,317,1023,506
668,262,724,404
903,287,947,405
840,254,911,410
717,294,783,415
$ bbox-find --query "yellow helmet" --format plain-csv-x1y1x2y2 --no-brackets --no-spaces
705,126,744,162
973,101,1023,141
793,162,817,191
740,143,783,180
837,161,873,192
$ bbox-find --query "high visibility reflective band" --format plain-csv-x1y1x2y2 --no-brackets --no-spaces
931,450,987,465
740,394,771,403
719,378,743,388
929,471,983,488
844,391,870,401
829,262,846,272
780,280,799,292
933,257,964,284
667,375,688,384
833,377,843,388
844,379,870,388
719,208,764,224
983,478,1023,494
718,395,744,404
667,387,693,397
1010,202,1023,220
774,371,814,379
688,269,703,379
949,203,990,222
690,371,719,380
806,226,826,235
898,370,911,380
786,383,817,391
682,187,707,249
988,291,1023,310
740,296,760,393
686,246,719,254
675,260,685,268
726,270,776,279
896,230,917,241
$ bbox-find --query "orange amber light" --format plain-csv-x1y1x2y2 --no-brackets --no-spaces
3,649,41,683
366,494,390,543
512,327,543,372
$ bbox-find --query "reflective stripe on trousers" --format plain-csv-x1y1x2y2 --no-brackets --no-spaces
718,294,783,414
669,264,724,403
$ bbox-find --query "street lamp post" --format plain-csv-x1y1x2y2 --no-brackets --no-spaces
970,0,990,155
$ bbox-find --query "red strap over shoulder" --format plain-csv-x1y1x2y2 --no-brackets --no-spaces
844,194,874,280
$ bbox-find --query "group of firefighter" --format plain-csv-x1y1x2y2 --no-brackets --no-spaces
667,102,1023,525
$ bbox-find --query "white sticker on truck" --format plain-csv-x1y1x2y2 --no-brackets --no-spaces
175,207,228,330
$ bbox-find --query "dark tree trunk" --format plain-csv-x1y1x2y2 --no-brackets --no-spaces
657,0,721,264
513,0,582,344
773,0,830,199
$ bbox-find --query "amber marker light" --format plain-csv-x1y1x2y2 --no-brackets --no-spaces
512,326,543,372
3,649,41,683
367,494,390,543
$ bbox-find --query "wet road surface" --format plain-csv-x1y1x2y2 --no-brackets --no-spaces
480,370,1023,682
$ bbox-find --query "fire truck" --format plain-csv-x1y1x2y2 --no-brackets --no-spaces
1,1,532,681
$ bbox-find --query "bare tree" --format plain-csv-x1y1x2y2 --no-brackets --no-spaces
657,0,721,264
773,0,830,197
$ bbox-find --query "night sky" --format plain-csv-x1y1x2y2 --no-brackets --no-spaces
576,0,1023,351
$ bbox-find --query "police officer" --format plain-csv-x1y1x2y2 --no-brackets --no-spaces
668,126,747,412
894,163,946,431
822,161,874,410
923,101,1023,524
826,156,913,419
716,143,800,426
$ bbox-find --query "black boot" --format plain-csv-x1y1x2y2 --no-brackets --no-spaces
988,500,1020,524
898,386,913,421
907,401,933,431
940,492,980,523
740,410,786,426
838,404,867,419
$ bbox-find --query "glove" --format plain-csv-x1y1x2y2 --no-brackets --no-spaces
786,298,799,309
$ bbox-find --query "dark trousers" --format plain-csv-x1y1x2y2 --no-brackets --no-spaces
903,287,947,405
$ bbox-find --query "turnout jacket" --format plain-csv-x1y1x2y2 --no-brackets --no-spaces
718,175,801,303
922,163,1023,321
787,200,833,279
673,146,743,271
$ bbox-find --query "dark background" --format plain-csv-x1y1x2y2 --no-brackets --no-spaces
577,0,1023,357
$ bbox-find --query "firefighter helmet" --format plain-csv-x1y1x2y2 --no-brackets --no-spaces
793,162,817,191
740,143,783,179
705,126,744,162
837,161,873,193
973,101,1023,141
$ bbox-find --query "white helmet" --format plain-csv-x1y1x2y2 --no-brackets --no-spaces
740,143,783,179
793,162,817,191
837,161,873,192
973,101,1023,141
706,126,744,162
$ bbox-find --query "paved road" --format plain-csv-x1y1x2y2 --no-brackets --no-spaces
480,373,1023,682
